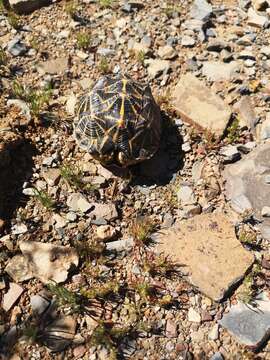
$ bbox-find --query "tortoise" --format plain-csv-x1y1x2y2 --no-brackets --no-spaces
73,74,162,167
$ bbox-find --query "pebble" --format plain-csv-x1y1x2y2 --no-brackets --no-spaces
67,193,92,213
7,37,27,56
220,145,241,163
188,308,201,323
3,283,24,311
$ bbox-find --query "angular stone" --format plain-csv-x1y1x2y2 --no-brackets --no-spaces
30,292,51,315
155,213,254,301
233,97,257,129
67,193,92,213
220,145,241,164
9,0,51,14
188,307,201,322
38,57,69,75
145,59,170,79
172,74,231,137
7,99,31,126
96,225,117,241
7,38,27,57
177,185,196,205
219,292,270,349
90,203,118,222
19,241,79,283
43,168,61,187
5,255,33,282
247,7,269,28
190,0,212,21
223,142,270,238
157,45,177,60
42,316,76,351
3,283,24,311
166,319,178,338
202,61,240,82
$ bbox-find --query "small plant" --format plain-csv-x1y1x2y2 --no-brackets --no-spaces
131,281,155,303
164,3,180,18
32,187,55,210
99,0,114,8
29,36,39,51
238,228,257,246
47,283,81,312
137,50,145,65
98,56,110,74
12,81,52,118
130,217,157,247
73,238,105,261
81,280,119,300
156,89,173,113
64,0,77,18
143,252,177,277
226,117,241,144
76,31,91,50
60,163,84,189
237,264,261,305
22,325,39,343
7,11,20,30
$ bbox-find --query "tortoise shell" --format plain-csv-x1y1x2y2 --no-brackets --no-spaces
73,74,161,167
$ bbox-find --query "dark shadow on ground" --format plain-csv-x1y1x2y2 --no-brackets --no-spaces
102,112,184,186
0,137,37,225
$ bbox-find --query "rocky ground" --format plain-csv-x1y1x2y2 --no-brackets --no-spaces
0,0,270,359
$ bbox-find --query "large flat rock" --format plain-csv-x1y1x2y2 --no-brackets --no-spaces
223,142,270,240
219,292,270,350
155,213,254,301
172,74,231,137
9,0,51,14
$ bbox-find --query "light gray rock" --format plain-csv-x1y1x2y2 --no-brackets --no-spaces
157,45,177,60
3,283,24,311
210,353,224,360
223,142,270,238
219,292,270,349
202,61,240,81
172,74,231,137
7,38,27,56
9,0,51,14
247,7,269,28
145,59,170,79
190,0,212,21
19,241,79,283
106,237,134,251
181,35,196,47
208,324,219,340
91,203,118,222
43,315,76,351
220,145,241,163
12,223,27,235
43,168,60,187
67,193,92,213
188,307,201,322
177,185,196,205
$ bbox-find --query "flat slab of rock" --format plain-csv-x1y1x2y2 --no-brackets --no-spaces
223,142,270,239
67,193,91,213
2,283,24,311
37,57,69,75
172,74,231,137
9,0,51,14
19,241,79,283
90,203,118,222
202,61,240,82
5,254,33,282
219,292,270,349
155,213,254,301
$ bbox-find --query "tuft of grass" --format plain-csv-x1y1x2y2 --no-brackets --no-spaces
98,56,110,74
47,283,81,312
7,11,20,30
64,0,77,18
76,31,91,50
22,325,39,343
73,237,105,262
164,4,180,18
130,217,157,247
238,228,257,246
155,89,173,113
81,280,119,300
98,0,114,8
29,36,39,51
32,187,55,210
237,264,261,305
11,80,52,118
131,281,155,303
60,163,84,189
226,117,241,144
137,50,145,65
143,253,177,277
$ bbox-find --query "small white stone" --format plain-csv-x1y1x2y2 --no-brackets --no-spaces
261,206,270,217
188,307,201,323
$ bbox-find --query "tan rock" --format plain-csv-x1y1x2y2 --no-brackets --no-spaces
19,241,79,283
96,225,117,241
3,283,24,311
5,255,33,282
43,168,61,187
172,74,231,137
155,213,254,301
37,57,69,75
